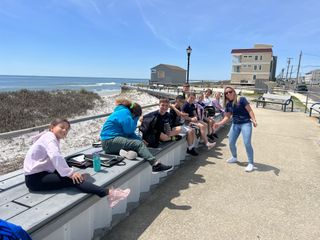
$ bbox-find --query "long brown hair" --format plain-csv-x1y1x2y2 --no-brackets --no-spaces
49,118,71,130
115,98,142,117
223,86,238,107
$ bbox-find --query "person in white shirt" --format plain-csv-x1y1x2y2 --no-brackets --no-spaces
24,118,130,208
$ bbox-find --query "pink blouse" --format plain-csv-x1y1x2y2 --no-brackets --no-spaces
24,131,73,177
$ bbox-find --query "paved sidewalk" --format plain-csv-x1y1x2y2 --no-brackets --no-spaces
103,107,320,240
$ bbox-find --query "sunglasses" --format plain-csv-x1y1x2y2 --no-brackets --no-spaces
225,90,233,95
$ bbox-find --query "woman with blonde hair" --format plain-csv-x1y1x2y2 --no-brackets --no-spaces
214,87,257,172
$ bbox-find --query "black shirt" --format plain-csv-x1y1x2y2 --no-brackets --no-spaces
182,102,196,118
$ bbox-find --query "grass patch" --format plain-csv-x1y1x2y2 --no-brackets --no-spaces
291,96,306,111
0,89,102,133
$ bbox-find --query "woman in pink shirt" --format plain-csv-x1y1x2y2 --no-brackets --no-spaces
24,118,130,208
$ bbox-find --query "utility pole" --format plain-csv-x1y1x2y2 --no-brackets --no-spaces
296,51,302,86
285,57,292,81
281,68,285,81
289,65,293,83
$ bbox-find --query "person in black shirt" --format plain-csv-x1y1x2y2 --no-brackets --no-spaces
182,93,216,150
170,95,198,156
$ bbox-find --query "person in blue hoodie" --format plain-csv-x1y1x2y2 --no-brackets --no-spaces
100,99,172,172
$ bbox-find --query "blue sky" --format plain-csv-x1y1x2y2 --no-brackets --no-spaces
0,0,320,80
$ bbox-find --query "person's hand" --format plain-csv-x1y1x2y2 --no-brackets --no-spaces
170,104,175,109
180,112,189,117
213,122,221,129
252,120,258,127
191,117,198,122
70,172,84,184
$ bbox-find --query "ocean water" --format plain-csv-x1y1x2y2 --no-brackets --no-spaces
0,75,148,93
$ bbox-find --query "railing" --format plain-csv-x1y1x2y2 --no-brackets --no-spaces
0,103,159,139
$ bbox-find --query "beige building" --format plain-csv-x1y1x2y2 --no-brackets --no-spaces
305,69,320,85
231,44,277,85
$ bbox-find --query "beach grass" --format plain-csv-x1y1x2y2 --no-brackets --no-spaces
0,89,102,133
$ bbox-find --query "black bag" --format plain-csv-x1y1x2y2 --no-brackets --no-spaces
139,113,161,148
66,153,126,168
65,153,93,169
204,106,216,117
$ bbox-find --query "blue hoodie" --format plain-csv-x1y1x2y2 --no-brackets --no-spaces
100,105,141,140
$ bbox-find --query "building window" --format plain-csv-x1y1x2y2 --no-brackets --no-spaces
244,56,247,58
253,75,257,80
157,71,165,78
248,65,252,67
260,56,263,60
243,65,247,68
259,65,262,70
255,56,258,60
254,65,257,71
248,56,252,58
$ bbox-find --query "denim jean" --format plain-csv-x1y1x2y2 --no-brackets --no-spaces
102,137,156,166
228,122,254,164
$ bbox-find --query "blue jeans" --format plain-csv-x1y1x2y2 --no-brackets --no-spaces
228,122,254,164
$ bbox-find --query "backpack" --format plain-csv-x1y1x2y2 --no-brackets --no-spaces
204,106,216,117
139,112,161,148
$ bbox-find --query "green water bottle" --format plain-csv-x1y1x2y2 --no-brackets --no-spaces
93,152,101,172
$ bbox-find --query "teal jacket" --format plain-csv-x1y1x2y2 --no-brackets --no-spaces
100,105,141,140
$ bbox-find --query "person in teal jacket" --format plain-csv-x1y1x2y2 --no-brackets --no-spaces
100,99,172,172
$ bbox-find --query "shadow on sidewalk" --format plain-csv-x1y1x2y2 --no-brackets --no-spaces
236,162,280,176
103,125,230,240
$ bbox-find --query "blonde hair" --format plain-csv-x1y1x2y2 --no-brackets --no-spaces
223,86,238,107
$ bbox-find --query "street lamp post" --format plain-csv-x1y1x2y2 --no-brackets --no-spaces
186,46,192,84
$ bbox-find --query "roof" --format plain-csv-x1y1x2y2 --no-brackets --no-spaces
231,48,272,54
152,64,186,71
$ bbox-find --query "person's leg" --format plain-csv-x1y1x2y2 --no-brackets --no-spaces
241,123,254,164
25,171,108,197
103,137,157,165
197,121,208,144
228,124,241,159
204,118,213,135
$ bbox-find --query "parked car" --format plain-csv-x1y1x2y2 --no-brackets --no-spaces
295,84,308,92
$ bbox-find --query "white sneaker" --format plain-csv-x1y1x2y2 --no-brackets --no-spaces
206,142,216,150
226,157,238,163
245,163,256,172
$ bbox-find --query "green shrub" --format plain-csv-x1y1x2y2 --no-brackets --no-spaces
0,89,102,133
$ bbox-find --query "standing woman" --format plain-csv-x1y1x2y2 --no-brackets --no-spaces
214,87,257,172
24,118,130,208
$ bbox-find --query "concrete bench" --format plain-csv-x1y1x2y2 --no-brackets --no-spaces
309,103,320,123
0,139,187,240
255,93,294,112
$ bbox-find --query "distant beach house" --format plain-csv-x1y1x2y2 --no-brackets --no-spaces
150,64,186,85
305,69,320,85
231,44,277,85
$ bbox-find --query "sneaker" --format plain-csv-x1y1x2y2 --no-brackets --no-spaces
207,134,215,141
108,188,131,208
226,157,238,163
187,148,199,156
245,163,256,172
212,133,219,139
119,149,138,160
206,142,216,150
152,163,173,172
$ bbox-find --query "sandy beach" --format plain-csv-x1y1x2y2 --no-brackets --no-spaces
0,90,159,174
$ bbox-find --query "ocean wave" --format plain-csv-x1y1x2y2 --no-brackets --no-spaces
63,82,117,87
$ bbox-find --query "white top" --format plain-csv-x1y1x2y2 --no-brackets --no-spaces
203,96,213,106
24,131,73,177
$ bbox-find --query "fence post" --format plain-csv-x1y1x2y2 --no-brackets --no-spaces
305,92,309,113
